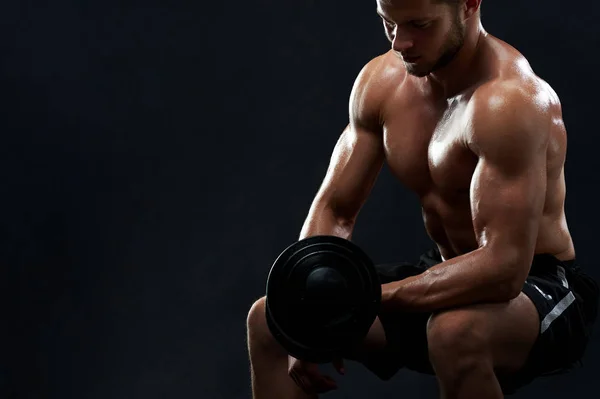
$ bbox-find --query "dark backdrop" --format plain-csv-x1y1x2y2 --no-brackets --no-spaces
1,1,598,398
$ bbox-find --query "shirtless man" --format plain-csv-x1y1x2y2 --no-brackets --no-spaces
246,0,599,397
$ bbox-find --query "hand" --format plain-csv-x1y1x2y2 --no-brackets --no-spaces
288,355,345,395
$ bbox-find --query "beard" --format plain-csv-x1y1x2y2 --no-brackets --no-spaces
404,13,466,77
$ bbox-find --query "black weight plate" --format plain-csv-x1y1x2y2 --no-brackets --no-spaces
265,235,381,363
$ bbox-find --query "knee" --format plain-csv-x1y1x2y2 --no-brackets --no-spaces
426,308,491,370
247,296,266,326
247,296,268,337
247,297,281,353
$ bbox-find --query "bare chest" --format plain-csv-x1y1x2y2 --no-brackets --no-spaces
382,97,477,198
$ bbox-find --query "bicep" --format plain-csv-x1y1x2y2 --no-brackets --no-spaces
468,85,551,267
315,123,385,221
470,151,546,257
312,57,387,221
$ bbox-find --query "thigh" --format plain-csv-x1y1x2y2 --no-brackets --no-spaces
348,292,540,381
429,292,540,373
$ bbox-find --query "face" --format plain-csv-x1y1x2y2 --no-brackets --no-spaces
376,0,466,77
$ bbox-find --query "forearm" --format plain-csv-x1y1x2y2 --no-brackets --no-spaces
381,246,523,313
299,204,355,240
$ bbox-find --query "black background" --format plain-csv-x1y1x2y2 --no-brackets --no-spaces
1,1,598,398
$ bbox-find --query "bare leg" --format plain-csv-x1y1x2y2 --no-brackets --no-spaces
246,297,316,399
434,357,504,399
427,293,540,399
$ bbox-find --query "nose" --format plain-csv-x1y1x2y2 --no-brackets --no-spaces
391,29,414,53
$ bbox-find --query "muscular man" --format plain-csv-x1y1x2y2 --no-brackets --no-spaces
246,0,599,397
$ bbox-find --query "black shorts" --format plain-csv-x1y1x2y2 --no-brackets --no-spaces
361,248,599,395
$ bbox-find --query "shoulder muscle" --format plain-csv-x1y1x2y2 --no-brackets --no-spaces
349,53,399,132
467,80,553,170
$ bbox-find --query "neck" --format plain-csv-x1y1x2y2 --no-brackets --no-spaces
428,20,487,98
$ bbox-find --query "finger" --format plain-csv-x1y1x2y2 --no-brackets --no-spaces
313,375,338,393
293,372,317,395
323,375,339,389
290,372,309,394
332,357,346,375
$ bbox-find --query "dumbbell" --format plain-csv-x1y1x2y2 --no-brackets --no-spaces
265,235,381,363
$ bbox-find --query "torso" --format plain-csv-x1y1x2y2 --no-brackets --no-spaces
374,35,575,262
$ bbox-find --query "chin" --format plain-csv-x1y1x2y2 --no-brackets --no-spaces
405,63,432,78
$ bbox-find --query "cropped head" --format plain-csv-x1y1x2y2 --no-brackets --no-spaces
376,0,478,77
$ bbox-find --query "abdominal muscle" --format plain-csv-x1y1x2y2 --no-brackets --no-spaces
420,195,479,260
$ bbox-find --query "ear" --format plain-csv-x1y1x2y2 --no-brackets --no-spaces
463,0,482,19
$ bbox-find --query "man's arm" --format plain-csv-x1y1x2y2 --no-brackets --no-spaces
299,57,387,240
381,83,551,312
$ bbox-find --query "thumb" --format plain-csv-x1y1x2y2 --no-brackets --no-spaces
332,357,345,375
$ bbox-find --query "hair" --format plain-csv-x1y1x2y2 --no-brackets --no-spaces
433,0,462,6
382,0,463,7
434,0,481,17
434,0,477,17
